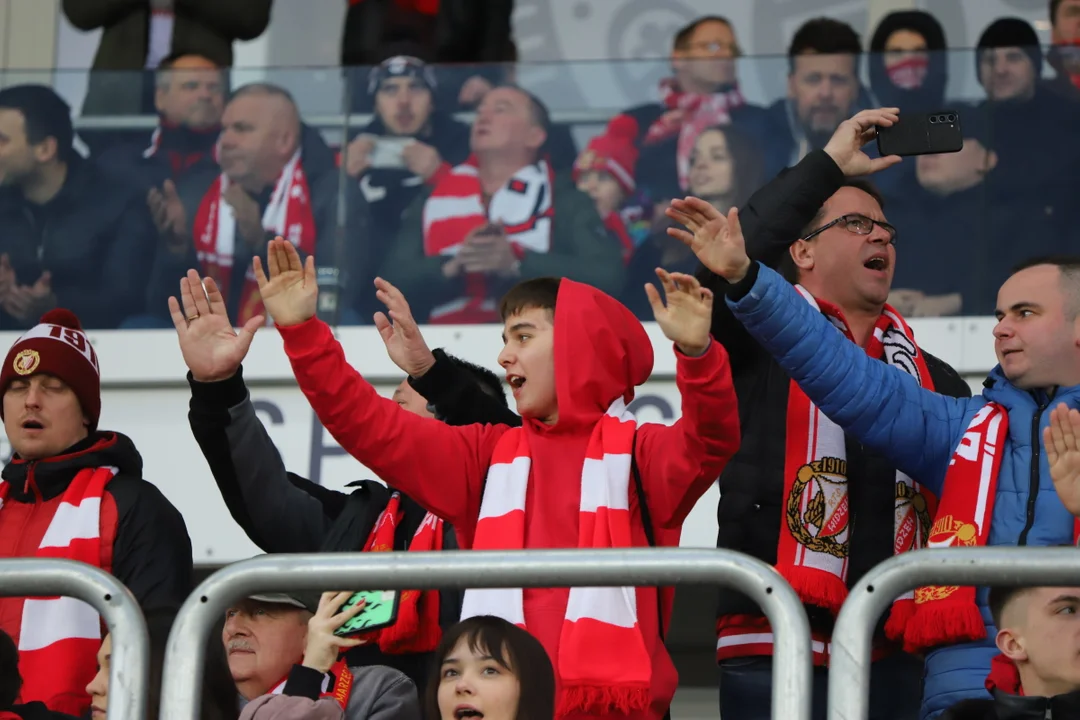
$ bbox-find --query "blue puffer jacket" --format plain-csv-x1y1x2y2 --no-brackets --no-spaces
726,263,1080,719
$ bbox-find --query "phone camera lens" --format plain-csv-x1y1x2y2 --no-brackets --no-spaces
947,114,956,122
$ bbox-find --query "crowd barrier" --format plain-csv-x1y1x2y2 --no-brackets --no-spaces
0,558,149,720
158,548,813,720
828,546,1080,720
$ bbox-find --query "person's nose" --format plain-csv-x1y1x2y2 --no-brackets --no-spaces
497,345,514,369
85,665,107,700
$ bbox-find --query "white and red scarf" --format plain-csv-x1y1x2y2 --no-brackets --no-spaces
357,493,443,654
270,657,355,708
461,399,652,717
901,403,1080,652
421,156,554,323
718,291,938,664
644,77,745,192
193,148,316,326
0,466,117,715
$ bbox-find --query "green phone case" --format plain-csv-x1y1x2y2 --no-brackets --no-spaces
333,590,401,637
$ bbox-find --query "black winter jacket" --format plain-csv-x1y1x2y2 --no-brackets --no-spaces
0,155,157,330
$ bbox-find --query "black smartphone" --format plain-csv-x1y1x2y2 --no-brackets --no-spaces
332,590,401,637
877,111,964,157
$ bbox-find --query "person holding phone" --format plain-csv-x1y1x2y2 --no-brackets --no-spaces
228,592,421,720
688,109,971,720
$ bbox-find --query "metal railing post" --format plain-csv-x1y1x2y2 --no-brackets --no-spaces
161,548,812,720
0,558,148,720
829,547,1080,720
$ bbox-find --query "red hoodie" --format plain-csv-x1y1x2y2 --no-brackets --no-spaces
278,279,740,720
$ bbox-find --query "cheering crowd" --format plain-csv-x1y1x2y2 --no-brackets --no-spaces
3,3,1080,720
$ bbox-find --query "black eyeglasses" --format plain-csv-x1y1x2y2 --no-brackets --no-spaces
800,213,897,244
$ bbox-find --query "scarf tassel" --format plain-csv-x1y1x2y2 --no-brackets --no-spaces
557,684,651,717
783,567,848,616
902,603,985,655
883,598,917,643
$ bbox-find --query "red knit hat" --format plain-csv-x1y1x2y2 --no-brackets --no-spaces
573,115,639,195
0,309,101,431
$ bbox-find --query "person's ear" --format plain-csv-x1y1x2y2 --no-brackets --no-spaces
790,239,814,272
996,627,1028,664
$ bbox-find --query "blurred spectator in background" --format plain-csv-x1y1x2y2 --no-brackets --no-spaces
343,56,470,317
887,108,1066,317
869,11,948,113
1048,0,1080,99
341,0,514,113
61,0,270,118
572,116,650,264
381,85,623,323
139,83,356,328
622,123,762,319
0,85,156,330
767,18,866,178
96,51,225,194
974,18,1080,262
613,15,769,203
85,607,237,720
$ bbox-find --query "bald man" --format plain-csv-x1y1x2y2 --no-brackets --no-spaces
136,82,364,327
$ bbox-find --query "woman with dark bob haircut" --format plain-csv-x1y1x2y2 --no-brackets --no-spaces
424,616,554,720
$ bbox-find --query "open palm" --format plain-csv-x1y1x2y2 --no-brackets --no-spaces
665,197,750,281
645,269,713,356
253,237,318,327
1045,403,1080,517
169,269,262,382
373,277,436,377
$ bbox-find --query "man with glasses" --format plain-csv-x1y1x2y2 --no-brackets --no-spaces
685,108,970,720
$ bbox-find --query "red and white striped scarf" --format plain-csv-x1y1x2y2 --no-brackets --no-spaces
193,148,316,326
421,157,554,323
461,398,651,717
719,290,938,665
644,77,745,192
0,466,117,715
358,493,443,654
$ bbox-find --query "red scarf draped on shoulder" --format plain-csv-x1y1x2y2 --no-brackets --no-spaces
193,149,316,326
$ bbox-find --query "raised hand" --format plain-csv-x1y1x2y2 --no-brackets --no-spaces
823,108,903,177
666,197,750,281
373,277,437,377
302,592,365,674
1044,402,1080,517
645,269,713,357
252,237,318,328
168,269,262,382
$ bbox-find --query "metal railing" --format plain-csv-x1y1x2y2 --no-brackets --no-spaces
0,558,149,720
160,548,813,720
828,546,1080,720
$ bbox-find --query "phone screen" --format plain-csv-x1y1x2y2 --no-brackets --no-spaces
333,589,400,637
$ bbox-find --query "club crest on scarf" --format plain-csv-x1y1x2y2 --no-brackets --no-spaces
787,457,850,557
894,481,932,555
913,515,979,602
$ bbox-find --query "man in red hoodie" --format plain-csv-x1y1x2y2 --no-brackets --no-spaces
216,238,740,720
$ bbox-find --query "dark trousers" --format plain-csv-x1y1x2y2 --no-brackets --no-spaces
718,653,923,720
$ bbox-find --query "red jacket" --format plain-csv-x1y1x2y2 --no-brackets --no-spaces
278,280,740,720
0,433,193,715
